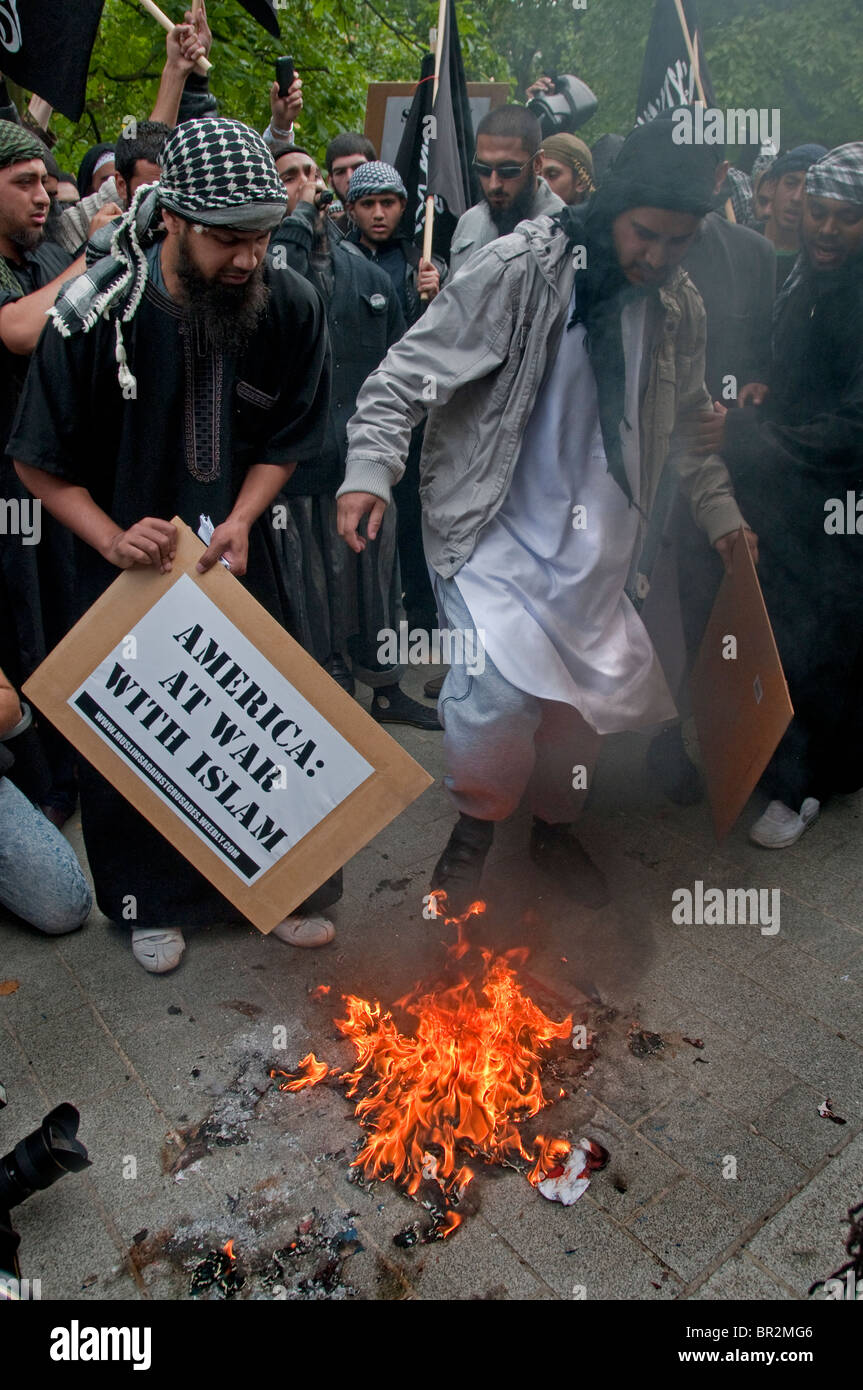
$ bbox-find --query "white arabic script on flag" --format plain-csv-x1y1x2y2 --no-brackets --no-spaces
637,58,697,124
0,0,22,53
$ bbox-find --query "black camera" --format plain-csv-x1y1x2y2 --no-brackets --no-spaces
0,1084,90,1291
527,75,598,137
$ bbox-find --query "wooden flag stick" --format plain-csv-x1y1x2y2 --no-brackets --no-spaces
139,0,212,74
420,0,448,293
672,0,735,223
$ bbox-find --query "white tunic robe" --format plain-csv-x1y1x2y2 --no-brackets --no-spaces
454,290,676,735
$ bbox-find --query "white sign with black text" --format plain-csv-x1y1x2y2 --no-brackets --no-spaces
69,575,373,884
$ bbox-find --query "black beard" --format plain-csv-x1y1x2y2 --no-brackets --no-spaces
487,179,538,235
175,235,270,354
41,196,65,246
9,223,44,253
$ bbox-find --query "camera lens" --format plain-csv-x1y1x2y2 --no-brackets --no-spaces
0,1104,90,1210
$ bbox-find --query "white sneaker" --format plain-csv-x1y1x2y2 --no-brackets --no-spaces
131,927,186,973
271,914,335,948
749,797,820,848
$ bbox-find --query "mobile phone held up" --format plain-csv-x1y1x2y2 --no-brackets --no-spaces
276,56,296,98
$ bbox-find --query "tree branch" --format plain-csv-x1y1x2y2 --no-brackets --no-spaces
361,0,425,54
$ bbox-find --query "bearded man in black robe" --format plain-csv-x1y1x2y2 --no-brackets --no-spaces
11,118,335,971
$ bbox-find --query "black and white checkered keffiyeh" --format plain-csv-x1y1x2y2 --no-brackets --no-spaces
774,142,863,316
345,161,407,204
48,119,287,393
806,142,863,207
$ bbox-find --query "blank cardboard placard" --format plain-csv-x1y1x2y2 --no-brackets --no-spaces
24,519,433,931
689,529,793,841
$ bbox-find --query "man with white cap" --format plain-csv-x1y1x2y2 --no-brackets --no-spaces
11,118,335,971
721,142,863,848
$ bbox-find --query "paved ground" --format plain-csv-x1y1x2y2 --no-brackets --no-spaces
2,664,862,1302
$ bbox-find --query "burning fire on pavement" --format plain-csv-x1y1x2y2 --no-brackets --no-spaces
271,893,608,1241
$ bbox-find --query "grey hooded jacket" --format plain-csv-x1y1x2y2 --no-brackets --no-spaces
339,213,744,581
449,176,564,277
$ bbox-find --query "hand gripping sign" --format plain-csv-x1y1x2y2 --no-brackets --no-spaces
24,518,432,931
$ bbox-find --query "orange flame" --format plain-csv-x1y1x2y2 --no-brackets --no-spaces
309,984,331,1000
223,1240,236,1260
527,1134,572,1185
270,1051,332,1091
333,905,571,1202
275,899,577,1238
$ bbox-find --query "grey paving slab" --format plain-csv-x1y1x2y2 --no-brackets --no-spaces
644,947,783,1041
633,992,802,1129
626,1175,748,1284
14,1003,134,1108
744,1132,863,1297
690,1252,795,1301
754,1081,863,1169
76,1080,189,1215
573,1102,687,1223
747,1004,863,1095
757,893,863,969
478,1167,684,1299
581,1035,688,1127
0,944,87,1032
741,941,863,1040
13,1178,125,1303
390,1216,556,1300
637,1090,807,1220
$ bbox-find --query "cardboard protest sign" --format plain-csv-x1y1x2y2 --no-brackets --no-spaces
24,519,433,931
689,529,793,841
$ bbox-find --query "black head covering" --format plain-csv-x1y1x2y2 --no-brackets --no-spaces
555,114,718,504
77,141,114,197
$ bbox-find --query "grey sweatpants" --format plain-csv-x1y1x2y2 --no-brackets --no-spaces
434,576,601,823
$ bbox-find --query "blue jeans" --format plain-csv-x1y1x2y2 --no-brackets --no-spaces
0,775,91,934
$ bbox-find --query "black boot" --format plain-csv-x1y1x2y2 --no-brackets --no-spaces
430,813,494,916
371,683,441,731
646,725,703,806
529,818,610,909
324,654,355,696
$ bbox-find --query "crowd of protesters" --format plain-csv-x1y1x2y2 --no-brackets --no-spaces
1,1,861,970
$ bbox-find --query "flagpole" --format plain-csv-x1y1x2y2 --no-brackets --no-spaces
139,0,212,74
420,0,448,297
671,0,735,222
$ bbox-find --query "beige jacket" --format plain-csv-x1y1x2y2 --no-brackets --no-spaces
340,213,743,579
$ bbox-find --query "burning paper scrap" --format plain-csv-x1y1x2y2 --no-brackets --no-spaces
271,1052,334,1092
190,1240,245,1297
533,1137,609,1207
818,1098,847,1125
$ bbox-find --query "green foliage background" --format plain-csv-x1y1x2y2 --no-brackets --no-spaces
45,0,863,173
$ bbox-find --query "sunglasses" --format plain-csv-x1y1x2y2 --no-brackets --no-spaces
472,150,541,181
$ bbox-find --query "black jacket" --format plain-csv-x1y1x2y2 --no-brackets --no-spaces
270,204,405,495
682,212,776,399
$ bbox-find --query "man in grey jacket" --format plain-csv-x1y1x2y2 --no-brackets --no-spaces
449,105,563,278
337,117,757,916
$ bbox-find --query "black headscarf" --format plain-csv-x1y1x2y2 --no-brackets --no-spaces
555,113,718,503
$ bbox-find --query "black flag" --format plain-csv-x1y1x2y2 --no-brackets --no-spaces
394,53,436,245
636,0,715,125
236,0,280,38
394,0,476,263
0,0,105,121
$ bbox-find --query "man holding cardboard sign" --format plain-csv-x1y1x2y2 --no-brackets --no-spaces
11,118,335,973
